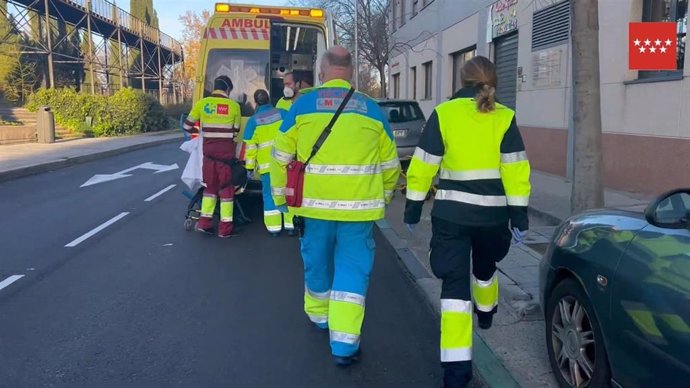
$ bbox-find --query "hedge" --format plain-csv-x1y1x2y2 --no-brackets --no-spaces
26,88,169,137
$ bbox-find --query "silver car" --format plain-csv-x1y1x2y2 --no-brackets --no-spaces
377,99,426,161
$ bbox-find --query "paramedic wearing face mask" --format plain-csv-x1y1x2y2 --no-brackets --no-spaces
276,72,297,111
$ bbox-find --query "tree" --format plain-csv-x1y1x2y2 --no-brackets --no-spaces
570,0,604,213
128,0,159,90
5,54,38,102
178,9,210,99
290,0,394,98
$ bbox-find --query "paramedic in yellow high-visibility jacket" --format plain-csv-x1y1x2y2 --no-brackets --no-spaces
404,56,531,388
242,89,295,236
269,46,401,367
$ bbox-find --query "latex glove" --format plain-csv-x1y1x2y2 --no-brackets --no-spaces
276,204,289,214
247,170,254,180
406,223,416,234
510,227,529,246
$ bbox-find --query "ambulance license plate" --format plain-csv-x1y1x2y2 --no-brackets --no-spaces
394,129,408,138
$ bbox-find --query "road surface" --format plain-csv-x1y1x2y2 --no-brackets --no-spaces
0,142,454,387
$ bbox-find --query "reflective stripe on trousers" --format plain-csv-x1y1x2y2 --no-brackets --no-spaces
472,273,498,312
300,218,375,357
440,299,473,362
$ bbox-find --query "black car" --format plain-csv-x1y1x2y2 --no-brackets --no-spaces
539,189,690,388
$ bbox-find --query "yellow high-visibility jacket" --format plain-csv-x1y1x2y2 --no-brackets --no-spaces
404,87,531,230
270,79,401,221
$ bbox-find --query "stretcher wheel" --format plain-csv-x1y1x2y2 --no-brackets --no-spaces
184,218,194,231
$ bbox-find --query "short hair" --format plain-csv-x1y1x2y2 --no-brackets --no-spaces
323,50,352,69
253,89,270,106
294,70,314,87
214,76,233,92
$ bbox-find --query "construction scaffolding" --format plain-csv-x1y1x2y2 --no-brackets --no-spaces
0,0,184,105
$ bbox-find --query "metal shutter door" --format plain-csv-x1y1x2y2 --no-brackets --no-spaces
494,33,519,110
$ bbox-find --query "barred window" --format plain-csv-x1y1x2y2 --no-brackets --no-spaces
640,0,687,79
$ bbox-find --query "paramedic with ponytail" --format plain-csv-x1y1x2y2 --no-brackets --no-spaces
403,56,531,388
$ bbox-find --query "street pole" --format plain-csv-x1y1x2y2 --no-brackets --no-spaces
354,0,359,90
570,0,604,213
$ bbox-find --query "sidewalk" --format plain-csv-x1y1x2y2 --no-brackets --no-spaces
0,130,182,183
378,169,652,388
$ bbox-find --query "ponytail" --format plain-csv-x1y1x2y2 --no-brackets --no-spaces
476,84,496,113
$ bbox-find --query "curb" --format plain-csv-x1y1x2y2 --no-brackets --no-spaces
0,135,182,184
375,218,523,388
528,206,564,226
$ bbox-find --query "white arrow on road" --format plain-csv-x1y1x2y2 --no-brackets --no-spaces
81,162,179,188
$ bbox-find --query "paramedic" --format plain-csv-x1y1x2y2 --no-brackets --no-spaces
183,75,241,238
276,72,297,111
403,56,531,388
270,46,401,366
243,89,295,236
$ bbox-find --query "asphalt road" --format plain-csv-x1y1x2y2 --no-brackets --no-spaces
0,142,446,387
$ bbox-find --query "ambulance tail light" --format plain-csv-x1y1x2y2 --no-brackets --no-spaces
215,3,230,12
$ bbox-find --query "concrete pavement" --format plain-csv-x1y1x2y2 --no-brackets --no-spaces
0,142,477,387
0,130,182,183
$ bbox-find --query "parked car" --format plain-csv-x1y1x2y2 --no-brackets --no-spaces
539,189,690,388
377,99,426,161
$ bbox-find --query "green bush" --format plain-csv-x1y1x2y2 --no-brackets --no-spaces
164,102,192,119
26,87,169,137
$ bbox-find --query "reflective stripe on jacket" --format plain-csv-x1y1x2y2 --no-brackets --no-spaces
243,105,286,173
270,79,401,222
404,87,531,230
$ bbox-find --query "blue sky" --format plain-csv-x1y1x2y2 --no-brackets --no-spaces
145,0,288,40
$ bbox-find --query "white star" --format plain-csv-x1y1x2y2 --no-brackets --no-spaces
650,47,657,53
634,39,641,46
644,39,652,46
665,39,673,46
661,46,668,53
640,47,647,53
655,39,662,46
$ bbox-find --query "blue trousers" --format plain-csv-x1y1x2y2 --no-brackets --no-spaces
260,173,293,232
301,218,376,357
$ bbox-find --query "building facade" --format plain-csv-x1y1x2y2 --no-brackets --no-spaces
389,0,689,195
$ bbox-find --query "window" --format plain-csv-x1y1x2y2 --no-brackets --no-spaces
423,61,433,99
204,49,269,116
640,0,687,79
391,0,397,32
392,73,400,98
400,0,406,26
411,66,417,99
451,47,476,94
378,101,426,123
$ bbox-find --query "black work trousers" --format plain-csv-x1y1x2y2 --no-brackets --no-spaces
429,216,512,388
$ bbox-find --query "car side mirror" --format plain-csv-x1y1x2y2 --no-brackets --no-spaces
644,189,690,229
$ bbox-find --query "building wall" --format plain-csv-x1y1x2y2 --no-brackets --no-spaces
389,0,690,194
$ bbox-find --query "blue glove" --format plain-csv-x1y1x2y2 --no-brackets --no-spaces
406,223,416,234
247,170,254,180
276,204,288,214
510,227,528,246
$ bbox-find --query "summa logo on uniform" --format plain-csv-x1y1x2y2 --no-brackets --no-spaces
629,22,677,70
203,103,216,115
316,92,367,113
217,104,229,115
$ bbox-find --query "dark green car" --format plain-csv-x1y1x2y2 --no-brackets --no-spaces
539,189,690,388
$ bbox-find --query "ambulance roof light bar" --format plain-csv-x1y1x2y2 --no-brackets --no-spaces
214,3,324,18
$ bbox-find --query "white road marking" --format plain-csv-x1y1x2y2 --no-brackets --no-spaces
65,212,129,248
145,184,177,202
0,275,24,291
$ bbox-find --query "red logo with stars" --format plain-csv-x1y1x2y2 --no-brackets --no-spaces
629,22,677,70
217,104,229,115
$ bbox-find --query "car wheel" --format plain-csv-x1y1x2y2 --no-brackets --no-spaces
545,278,611,388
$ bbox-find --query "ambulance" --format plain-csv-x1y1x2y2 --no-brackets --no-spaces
193,3,336,192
